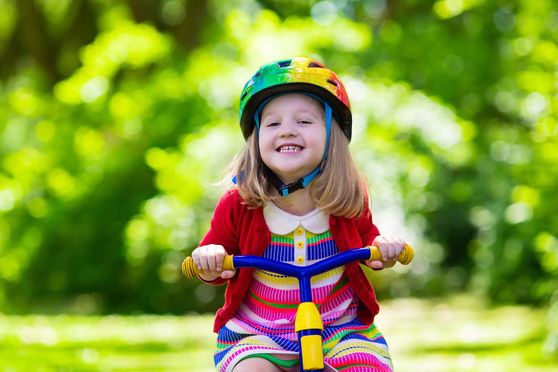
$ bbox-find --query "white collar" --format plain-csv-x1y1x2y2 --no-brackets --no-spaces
263,202,330,235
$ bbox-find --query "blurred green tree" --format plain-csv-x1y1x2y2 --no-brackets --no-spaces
0,0,556,358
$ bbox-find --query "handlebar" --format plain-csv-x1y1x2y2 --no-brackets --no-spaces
182,244,413,371
182,244,414,280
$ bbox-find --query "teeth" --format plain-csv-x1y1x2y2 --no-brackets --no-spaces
279,145,301,153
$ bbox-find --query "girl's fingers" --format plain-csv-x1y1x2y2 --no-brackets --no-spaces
215,249,226,272
397,239,405,257
221,270,236,279
207,246,218,272
380,238,394,260
367,260,383,270
374,236,387,260
192,245,229,276
388,241,396,260
200,247,211,272
192,250,203,270
373,236,407,262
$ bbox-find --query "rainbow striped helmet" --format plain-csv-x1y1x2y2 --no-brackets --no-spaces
239,57,352,140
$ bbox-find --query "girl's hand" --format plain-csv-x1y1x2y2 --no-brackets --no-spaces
191,244,236,281
366,236,406,270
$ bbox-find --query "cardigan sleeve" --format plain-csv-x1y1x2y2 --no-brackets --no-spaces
199,189,241,253
356,194,380,247
197,189,241,285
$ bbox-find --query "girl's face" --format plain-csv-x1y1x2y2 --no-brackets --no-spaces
258,94,326,184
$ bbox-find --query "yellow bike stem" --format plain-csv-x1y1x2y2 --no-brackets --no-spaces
295,302,324,370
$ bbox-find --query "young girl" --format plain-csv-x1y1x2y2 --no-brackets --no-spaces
191,57,407,372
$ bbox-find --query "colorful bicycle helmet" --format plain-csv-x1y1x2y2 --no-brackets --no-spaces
239,57,352,141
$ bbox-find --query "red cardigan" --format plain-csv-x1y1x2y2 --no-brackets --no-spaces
199,188,381,333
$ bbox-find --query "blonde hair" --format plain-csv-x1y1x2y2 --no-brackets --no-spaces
224,119,367,218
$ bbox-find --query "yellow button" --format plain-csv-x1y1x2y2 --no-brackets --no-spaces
296,241,304,248
296,256,305,264
295,227,305,236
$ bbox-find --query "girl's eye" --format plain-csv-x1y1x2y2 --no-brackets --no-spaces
266,122,280,127
298,120,312,125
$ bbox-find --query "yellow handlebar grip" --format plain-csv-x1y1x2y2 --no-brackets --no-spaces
181,255,235,279
369,244,414,265
182,257,197,279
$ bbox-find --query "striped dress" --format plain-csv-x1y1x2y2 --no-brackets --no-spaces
214,203,392,371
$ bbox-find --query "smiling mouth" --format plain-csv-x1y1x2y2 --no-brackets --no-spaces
277,145,304,153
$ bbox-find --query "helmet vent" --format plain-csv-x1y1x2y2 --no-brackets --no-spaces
308,61,324,68
277,59,292,68
240,91,248,101
327,78,338,87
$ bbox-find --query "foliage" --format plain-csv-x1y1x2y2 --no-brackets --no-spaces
0,0,557,358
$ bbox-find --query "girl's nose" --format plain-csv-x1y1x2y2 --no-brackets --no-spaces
279,121,298,137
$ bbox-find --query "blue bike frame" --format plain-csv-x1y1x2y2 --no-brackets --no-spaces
231,247,372,304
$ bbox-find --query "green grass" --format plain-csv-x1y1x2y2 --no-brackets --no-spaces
376,296,553,372
0,296,554,371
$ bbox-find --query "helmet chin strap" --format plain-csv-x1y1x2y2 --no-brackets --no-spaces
262,163,323,197
253,93,333,197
